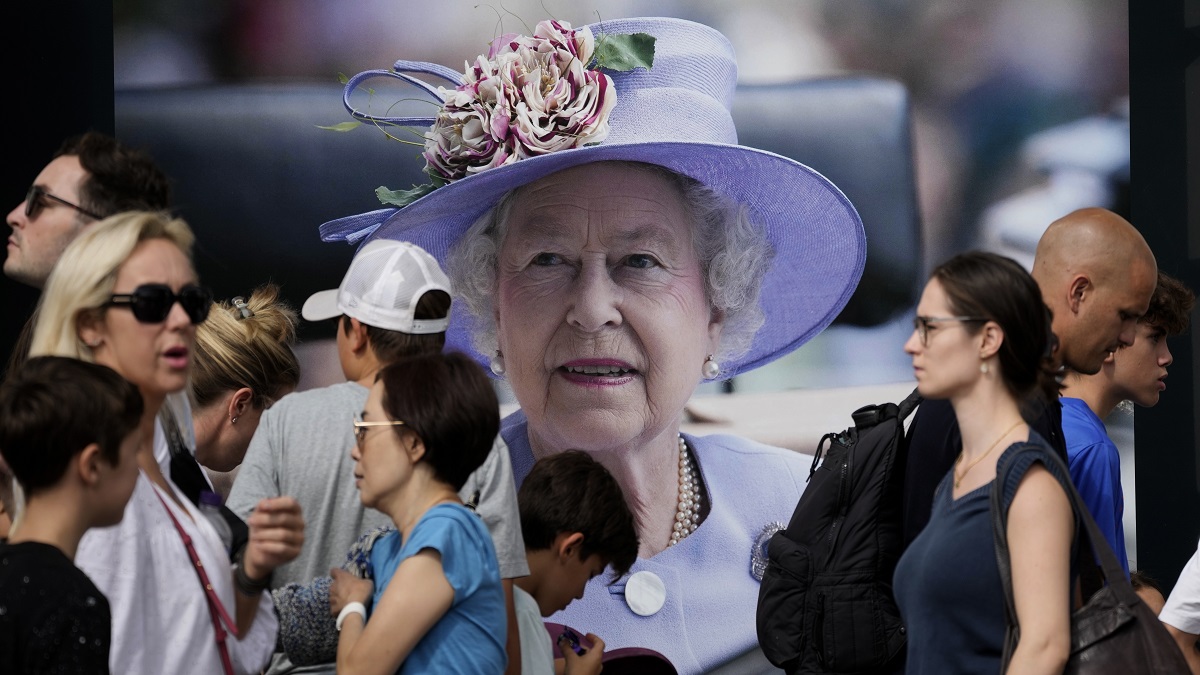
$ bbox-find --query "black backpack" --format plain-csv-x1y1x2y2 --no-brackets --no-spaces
756,388,921,674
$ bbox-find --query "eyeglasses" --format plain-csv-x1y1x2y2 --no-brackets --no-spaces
353,412,406,447
107,284,213,324
24,185,103,221
912,315,987,346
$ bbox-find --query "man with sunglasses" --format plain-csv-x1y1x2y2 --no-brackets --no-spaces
1,132,171,539
902,207,1157,547
227,240,527,675
6,132,170,288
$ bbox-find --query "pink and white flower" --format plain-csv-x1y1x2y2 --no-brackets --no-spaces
423,20,616,182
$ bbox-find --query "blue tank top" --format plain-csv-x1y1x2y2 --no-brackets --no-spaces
893,432,1075,674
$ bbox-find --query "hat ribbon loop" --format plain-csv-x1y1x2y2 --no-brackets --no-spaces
342,60,465,127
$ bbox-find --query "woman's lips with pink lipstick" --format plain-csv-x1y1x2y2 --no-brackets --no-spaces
558,358,638,386
162,346,190,369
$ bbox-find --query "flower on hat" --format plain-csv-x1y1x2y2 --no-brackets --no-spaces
349,20,654,209
423,20,618,183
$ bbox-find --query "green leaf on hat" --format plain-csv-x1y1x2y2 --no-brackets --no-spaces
376,182,439,207
316,121,363,132
594,33,655,72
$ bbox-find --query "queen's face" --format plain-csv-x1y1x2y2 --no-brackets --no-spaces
83,238,198,402
495,163,722,454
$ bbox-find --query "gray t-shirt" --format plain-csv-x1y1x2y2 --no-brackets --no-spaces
228,380,528,590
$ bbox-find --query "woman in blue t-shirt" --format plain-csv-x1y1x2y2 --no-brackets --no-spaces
894,251,1074,674
329,351,506,674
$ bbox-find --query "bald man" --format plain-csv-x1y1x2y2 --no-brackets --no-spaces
1032,207,1159,375
902,207,1157,545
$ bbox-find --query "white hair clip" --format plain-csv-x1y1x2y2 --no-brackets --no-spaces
232,296,254,319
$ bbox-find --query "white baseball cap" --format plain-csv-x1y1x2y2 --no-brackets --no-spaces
302,240,452,334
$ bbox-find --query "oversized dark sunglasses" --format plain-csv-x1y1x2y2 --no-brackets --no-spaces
107,284,213,324
25,185,103,221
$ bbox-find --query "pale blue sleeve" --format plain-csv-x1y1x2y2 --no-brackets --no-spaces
406,511,495,605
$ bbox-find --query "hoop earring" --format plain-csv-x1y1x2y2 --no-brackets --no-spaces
489,350,506,377
702,355,721,380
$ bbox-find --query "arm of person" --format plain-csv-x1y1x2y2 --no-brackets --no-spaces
469,437,528,675
1164,624,1200,674
235,496,305,636
1004,464,1073,675
334,549,455,675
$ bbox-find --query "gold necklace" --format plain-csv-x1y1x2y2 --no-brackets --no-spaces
954,419,1024,488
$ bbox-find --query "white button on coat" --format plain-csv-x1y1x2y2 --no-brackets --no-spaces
625,570,667,616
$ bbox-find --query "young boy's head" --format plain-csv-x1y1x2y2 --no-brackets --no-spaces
1105,271,1195,408
1131,569,1167,615
518,450,638,617
301,240,452,380
0,356,144,527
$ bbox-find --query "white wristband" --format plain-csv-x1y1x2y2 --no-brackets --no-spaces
336,602,367,631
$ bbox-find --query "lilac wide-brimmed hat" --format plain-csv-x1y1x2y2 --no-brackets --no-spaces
319,16,866,378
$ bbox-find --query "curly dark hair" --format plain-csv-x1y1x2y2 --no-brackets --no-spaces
1141,271,1195,336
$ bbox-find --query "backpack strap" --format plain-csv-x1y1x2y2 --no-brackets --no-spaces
897,387,922,420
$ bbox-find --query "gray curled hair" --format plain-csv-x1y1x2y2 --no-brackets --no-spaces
447,162,775,365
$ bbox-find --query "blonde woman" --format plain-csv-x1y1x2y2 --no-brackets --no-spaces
27,210,305,675
190,285,300,474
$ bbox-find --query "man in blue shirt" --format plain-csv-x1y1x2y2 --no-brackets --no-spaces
1059,271,1194,575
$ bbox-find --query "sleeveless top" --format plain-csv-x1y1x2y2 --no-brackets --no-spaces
893,431,1077,674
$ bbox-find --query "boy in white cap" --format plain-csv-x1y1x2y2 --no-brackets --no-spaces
229,239,527,675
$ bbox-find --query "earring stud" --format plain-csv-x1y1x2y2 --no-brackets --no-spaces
489,350,506,377
702,355,721,380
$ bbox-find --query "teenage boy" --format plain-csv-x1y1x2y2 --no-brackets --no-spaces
1059,271,1195,575
0,356,144,674
229,239,528,675
514,451,639,675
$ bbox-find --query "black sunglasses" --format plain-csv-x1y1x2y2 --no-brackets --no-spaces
107,284,213,324
25,185,103,221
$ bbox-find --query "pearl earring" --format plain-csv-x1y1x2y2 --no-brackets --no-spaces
980,361,989,375
489,350,506,377
702,355,721,380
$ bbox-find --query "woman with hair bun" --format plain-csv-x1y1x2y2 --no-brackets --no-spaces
894,251,1075,674
191,284,301,473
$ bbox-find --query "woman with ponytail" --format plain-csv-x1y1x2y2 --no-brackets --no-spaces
190,285,301,474
893,251,1075,674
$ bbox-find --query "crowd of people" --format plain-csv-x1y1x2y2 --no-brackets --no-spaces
2,14,1199,675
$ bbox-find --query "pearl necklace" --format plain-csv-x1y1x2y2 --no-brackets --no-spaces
670,435,703,546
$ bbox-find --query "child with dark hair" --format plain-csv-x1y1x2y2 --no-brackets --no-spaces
514,451,639,675
1061,271,1196,576
1130,570,1166,615
0,356,144,674
329,351,507,674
